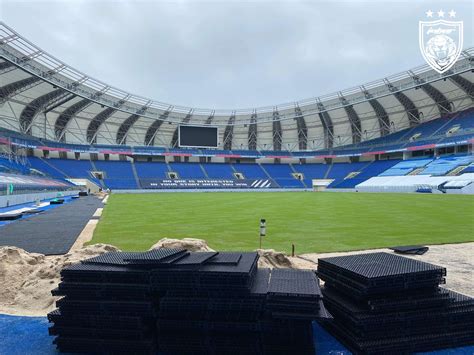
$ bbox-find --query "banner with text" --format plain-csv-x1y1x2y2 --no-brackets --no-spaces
139,179,278,189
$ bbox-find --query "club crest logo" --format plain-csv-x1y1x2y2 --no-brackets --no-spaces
419,10,463,74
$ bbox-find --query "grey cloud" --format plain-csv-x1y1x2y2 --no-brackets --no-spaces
2,0,472,109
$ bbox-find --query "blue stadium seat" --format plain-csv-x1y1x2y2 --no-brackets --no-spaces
168,163,206,178
134,162,169,179
202,163,235,179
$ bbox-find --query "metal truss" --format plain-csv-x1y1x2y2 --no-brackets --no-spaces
205,110,216,124
2,23,473,128
449,74,473,100
338,93,362,144
0,60,13,73
272,108,282,151
171,109,193,148
86,99,126,143
144,109,171,146
55,98,94,141
0,76,41,103
361,85,391,136
408,71,452,116
385,79,421,127
247,111,258,151
19,87,74,133
116,102,151,145
294,105,308,150
316,100,334,149
223,112,236,150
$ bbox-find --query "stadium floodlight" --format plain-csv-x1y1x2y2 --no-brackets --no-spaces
259,219,266,249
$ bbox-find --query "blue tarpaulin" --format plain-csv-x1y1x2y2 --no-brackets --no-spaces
0,314,473,354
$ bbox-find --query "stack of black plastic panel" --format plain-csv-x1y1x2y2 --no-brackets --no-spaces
49,249,327,354
317,252,474,354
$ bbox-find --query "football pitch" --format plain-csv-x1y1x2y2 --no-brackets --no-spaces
91,192,474,254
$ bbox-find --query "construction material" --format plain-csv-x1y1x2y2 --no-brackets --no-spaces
49,249,327,354
318,252,474,354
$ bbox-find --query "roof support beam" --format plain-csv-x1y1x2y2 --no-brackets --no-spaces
385,80,421,127
116,103,151,145
144,109,171,146
294,106,308,150
316,101,334,149
409,71,452,116
247,111,257,151
361,87,391,136
272,108,282,151
338,94,362,144
87,99,126,144
449,74,474,100
223,112,236,150
19,88,72,134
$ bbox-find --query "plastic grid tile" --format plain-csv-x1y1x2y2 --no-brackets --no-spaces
318,252,446,283
124,248,187,264
318,267,444,296
268,269,321,297
49,325,152,340
53,337,156,355
48,309,151,330
173,252,218,265
207,252,243,265
81,252,140,266
323,320,474,355
322,285,452,313
52,282,152,300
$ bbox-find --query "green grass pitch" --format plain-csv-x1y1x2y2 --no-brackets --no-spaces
91,192,474,254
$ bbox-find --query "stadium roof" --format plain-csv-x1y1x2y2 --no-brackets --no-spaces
1,22,473,150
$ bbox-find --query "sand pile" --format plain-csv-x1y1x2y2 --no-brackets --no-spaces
256,249,316,269
150,238,215,252
1,239,471,317
0,244,119,316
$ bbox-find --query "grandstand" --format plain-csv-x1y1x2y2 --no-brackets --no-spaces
0,12,474,355
0,21,472,198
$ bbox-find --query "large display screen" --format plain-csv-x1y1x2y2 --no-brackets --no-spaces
179,125,218,148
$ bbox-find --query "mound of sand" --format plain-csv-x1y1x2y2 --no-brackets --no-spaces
150,238,215,252
0,244,119,316
256,249,316,269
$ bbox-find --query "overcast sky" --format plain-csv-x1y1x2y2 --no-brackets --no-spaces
2,0,473,110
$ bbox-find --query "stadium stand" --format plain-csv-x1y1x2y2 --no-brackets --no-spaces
202,163,236,179
233,164,268,179
261,164,305,188
134,162,170,178
419,155,474,176
93,161,138,189
379,158,434,177
326,162,368,188
168,163,207,179
331,160,402,189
